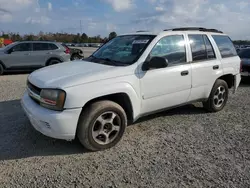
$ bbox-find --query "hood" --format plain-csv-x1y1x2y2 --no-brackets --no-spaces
28,60,132,88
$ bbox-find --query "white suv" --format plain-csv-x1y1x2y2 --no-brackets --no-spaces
21,27,241,151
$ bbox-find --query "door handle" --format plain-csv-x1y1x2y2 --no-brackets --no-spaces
181,70,189,76
213,65,219,70
24,53,30,55
46,52,52,54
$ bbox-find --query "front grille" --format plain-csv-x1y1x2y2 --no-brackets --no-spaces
27,81,41,95
27,81,41,104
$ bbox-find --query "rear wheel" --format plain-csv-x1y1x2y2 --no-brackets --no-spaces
47,59,61,66
0,64,4,75
77,100,127,151
203,79,229,112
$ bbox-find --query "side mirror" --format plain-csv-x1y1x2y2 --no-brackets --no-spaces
142,56,168,71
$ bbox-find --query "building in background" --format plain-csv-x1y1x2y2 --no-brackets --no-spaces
0,38,13,47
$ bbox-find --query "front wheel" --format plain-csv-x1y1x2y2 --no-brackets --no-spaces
77,100,127,151
203,79,229,112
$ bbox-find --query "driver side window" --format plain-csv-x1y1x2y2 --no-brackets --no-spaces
12,43,32,52
149,35,187,65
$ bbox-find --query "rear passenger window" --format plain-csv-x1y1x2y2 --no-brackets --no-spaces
33,43,49,51
49,43,58,50
188,34,216,61
212,35,237,58
188,35,207,61
203,35,216,59
149,35,186,65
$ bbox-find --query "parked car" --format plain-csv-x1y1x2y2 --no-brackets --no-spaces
0,41,71,75
238,48,250,77
21,27,241,151
61,43,84,60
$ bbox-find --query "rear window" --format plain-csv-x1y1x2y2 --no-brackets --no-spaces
238,49,250,59
212,35,237,58
49,43,58,50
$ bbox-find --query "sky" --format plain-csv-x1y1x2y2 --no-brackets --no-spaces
0,0,250,40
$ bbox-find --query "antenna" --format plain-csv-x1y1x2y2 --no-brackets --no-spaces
80,20,83,34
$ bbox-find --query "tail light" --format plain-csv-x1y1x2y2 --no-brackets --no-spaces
64,47,70,54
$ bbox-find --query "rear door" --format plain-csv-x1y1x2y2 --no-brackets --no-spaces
31,43,53,67
187,34,223,101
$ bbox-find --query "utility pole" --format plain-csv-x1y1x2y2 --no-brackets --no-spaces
80,20,83,34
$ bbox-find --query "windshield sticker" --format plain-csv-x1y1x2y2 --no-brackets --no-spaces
132,40,149,44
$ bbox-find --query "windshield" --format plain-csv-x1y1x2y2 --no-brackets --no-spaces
90,35,156,65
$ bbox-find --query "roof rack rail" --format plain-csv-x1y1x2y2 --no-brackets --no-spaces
136,30,149,32
163,27,223,33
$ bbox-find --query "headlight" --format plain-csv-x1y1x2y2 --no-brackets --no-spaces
40,89,66,111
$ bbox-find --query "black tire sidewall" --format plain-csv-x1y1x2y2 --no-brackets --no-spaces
77,101,127,151
0,64,3,75
48,60,60,66
209,80,229,111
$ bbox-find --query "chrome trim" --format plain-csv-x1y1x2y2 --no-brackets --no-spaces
27,87,41,102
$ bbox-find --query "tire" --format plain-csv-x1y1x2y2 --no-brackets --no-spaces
0,64,4,75
71,53,83,61
47,59,61,66
203,79,229,112
77,100,127,151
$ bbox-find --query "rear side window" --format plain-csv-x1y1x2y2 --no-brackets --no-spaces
49,43,58,50
238,49,250,59
212,35,237,58
203,35,216,59
188,34,216,62
33,43,49,51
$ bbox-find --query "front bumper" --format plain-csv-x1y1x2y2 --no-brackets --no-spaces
21,91,82,140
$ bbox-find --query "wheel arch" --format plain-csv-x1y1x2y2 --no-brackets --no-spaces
217,74,234,89
45,57,62,66
80,93,134,125
0,60,6,69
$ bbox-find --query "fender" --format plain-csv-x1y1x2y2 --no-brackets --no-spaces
64,81,141,120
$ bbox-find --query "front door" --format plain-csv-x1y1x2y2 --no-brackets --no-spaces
5,43,33,69
139,35,192,114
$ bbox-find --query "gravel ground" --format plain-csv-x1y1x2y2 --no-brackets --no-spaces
1,74,250,188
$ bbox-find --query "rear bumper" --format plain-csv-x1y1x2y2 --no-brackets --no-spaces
60,54,71,62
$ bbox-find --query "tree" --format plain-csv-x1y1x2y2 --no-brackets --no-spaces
108,32,117,40
81,33,88,43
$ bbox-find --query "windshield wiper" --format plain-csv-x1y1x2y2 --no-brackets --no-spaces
97,58,127,66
